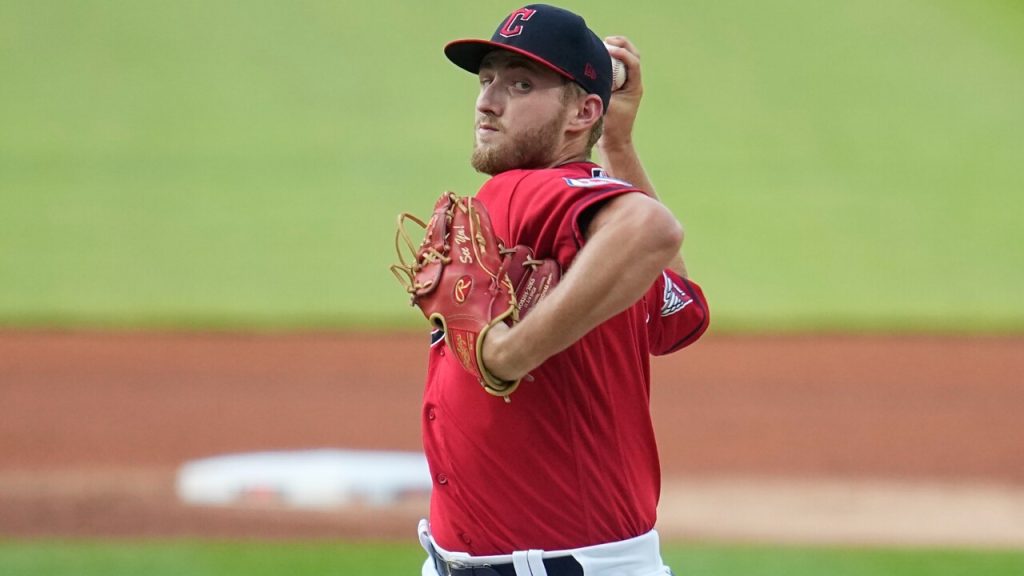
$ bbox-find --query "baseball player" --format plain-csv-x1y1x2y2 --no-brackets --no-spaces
402,5,710,575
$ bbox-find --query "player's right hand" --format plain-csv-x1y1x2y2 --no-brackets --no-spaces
599,36,643,152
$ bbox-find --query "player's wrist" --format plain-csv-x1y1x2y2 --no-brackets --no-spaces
597,138,637,165
480,323,523,382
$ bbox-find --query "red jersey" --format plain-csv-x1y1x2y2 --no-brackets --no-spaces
422,161,709,555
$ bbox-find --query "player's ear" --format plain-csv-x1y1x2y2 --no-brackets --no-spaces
568,94,602,132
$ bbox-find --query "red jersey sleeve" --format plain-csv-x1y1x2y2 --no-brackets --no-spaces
478,163,641,268
644,269,710,355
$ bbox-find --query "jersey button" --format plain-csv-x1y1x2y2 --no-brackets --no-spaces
427,408,437,421
436,473,448,485
439,348,446,357
459,532,472,546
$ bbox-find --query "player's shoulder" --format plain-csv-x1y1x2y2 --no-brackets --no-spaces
485,162,637,196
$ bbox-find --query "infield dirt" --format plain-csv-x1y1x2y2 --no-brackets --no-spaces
2,332,1022,545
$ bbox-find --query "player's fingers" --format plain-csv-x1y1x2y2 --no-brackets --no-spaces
604,36,642,90
604,35,641,59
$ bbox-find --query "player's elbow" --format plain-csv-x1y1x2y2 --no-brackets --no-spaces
639,202,683,268
661,214,684,258
591,193,683,272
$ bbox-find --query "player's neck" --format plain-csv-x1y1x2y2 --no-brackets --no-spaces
548,155,590,169
547,140,591,169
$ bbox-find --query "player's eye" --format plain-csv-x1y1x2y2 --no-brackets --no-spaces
512,80,532,91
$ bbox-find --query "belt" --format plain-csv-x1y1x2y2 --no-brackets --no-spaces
434,554,584,576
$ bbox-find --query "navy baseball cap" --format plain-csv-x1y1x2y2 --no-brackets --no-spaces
445,4,613,113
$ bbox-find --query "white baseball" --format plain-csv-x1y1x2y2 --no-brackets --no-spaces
604,43,627,91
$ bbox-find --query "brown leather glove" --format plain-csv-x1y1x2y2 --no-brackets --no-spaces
391,191,559,399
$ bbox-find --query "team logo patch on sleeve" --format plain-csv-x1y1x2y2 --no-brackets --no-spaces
563,168,634,188
563,176,633,188
661,272,693,317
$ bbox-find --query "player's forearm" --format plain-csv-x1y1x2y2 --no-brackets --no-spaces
484,198,682,380
598,140,652,198
598,141,689,277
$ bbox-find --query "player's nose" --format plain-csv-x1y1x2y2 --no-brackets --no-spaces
476,81,504,117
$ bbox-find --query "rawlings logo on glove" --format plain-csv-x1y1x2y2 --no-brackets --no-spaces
391,191,560,399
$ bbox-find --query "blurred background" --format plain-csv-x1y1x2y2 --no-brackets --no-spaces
1,1,1022,574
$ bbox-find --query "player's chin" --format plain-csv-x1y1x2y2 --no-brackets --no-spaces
471,145,506,175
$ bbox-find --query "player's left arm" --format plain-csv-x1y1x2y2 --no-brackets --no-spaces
598,36,688,278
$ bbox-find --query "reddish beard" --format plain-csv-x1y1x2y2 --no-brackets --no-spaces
471,112,564,175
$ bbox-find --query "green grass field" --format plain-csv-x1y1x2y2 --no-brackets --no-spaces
1,0,1021,572
1,0,1022,332
2,540,1023,576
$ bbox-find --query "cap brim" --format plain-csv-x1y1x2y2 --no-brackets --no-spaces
444,39,574,82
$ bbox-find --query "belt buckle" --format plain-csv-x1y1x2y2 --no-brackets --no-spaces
439,558,468,576
441,560,501,576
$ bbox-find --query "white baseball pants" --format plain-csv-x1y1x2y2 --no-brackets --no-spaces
418,519,674,576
